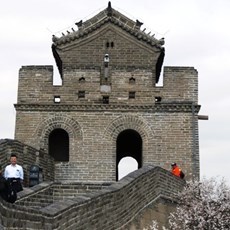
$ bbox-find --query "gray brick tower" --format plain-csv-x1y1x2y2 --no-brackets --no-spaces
14,2,200,183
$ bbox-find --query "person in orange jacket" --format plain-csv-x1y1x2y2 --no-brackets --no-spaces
171,163,183,178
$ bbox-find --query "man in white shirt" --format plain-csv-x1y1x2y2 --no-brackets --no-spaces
4,154,24,192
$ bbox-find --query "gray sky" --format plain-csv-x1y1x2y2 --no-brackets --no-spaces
0,0,229,184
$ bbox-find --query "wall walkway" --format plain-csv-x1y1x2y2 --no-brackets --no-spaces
0,162,185,229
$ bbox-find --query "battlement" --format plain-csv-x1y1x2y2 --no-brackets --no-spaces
16,65,198,105
0,165,185,229
17,65,54,104
162,66,198,103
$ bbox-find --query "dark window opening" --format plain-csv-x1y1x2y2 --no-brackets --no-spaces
49,129,69,162
78,91,85,99
129,91,136,99
105,41,114,48
129,77,136,84
155,96,162,102
102,96,109,104
79,77,85,82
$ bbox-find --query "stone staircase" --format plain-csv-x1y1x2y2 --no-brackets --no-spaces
0,166,185,230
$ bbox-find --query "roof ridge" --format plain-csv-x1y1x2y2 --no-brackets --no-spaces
52,4,164,48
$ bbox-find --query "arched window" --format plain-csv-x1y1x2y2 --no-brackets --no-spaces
116,129,142,180
118,156,138,180
48,128,69,161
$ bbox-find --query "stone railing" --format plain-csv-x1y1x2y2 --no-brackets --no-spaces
0,165,185,229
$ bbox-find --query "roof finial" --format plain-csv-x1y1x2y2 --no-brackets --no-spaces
75,20,83,29
159,37,165,45
52,35,58,42
107,1,112,16
135,20,143,30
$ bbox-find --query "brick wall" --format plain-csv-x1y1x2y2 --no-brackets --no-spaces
59,26,159,70
0,139,54,186
0,165,185,229
16,66,198,105
17,66,54,104
14,64,200,183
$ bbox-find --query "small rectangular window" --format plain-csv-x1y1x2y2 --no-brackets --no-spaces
102,96,109,104
129,91,135,99
78,91,85,99
155,96,162,102
79,77,85,83
129,77,135,84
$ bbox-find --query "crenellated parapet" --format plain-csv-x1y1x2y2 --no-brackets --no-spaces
16,66,198,105
0,165,185,229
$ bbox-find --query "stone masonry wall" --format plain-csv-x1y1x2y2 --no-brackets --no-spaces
0,165,185,230
14,109,198,182
163,66,198,103
16,66,198,105
59,25,159,71
0,139,54,186
14,65,199,182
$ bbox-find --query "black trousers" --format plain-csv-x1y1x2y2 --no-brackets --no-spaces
7,178,23,193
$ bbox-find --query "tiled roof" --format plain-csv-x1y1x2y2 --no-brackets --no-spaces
52,2,164,49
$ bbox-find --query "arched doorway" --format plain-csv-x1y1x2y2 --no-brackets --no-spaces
116,129,142,180
48,128,69,161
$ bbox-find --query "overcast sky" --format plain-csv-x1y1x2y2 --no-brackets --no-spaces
0,0,229,185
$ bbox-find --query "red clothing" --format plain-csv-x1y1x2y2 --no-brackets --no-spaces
171,166,181,177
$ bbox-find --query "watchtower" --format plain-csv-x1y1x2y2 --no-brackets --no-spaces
14,2,200,183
